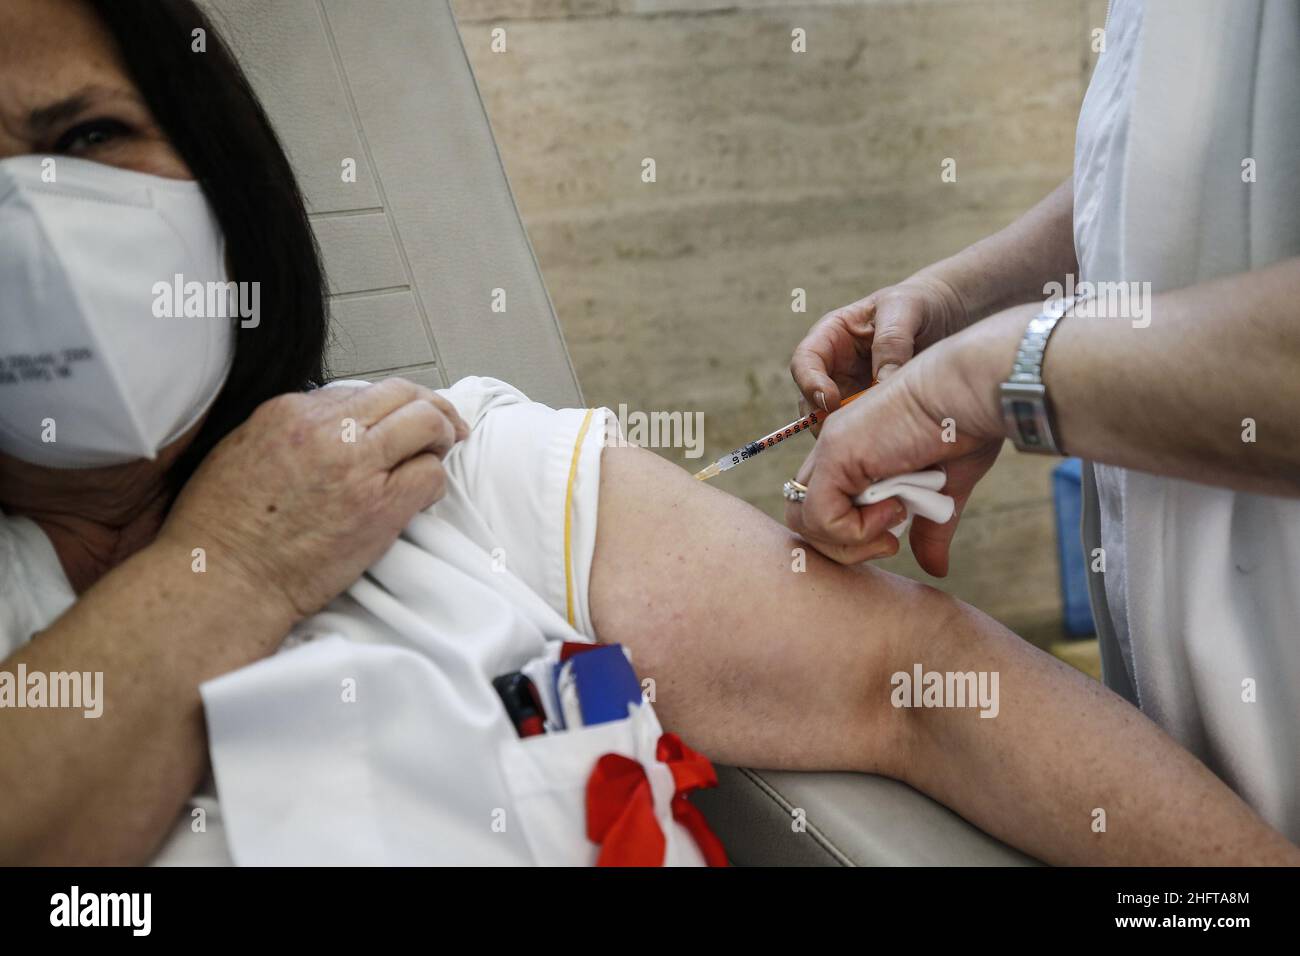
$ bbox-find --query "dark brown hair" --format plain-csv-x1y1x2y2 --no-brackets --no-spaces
88,0,331,491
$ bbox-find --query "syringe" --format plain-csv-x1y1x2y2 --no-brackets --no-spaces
694,387,870,481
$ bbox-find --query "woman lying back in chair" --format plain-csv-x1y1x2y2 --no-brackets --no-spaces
0,0,1295,865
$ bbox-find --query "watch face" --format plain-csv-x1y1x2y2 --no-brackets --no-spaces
1011,401,1043,446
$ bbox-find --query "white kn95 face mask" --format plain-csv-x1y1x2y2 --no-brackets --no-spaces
0,154,235,469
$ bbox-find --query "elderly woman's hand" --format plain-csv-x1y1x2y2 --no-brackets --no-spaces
159,378,468,622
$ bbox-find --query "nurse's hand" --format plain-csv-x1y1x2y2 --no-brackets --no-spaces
786,306,1030,575
160,378,469,622
790,274,969,416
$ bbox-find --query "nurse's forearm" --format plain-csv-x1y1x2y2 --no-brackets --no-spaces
917,178,1077,324
901,597,1300,865
1042,256,1300,496
0,537,294,864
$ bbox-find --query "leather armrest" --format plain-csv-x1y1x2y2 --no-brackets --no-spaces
692,766,1040,866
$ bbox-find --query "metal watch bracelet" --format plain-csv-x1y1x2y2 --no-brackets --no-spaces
998,298,1073,455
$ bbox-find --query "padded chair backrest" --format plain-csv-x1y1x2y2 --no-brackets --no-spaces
199,0,583,408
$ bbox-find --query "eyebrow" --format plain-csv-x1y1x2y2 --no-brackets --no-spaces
24,85,138,138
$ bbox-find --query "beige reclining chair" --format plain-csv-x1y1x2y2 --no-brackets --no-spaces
203,0,1034,866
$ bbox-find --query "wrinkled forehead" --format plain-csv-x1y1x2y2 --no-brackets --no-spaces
0,0,139,151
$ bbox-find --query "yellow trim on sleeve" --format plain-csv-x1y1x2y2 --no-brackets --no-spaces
563,409,597,628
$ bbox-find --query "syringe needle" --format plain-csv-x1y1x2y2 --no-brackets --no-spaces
694,460,724,481
693,386,871,482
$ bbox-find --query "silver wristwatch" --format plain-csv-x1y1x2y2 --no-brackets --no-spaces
999,298,1073,455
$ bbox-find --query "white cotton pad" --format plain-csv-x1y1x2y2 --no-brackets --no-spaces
852,469,955,537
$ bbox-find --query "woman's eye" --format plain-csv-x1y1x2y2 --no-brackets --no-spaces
53,118,130,154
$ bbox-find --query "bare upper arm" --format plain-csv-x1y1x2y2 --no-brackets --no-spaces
588,443,945,774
